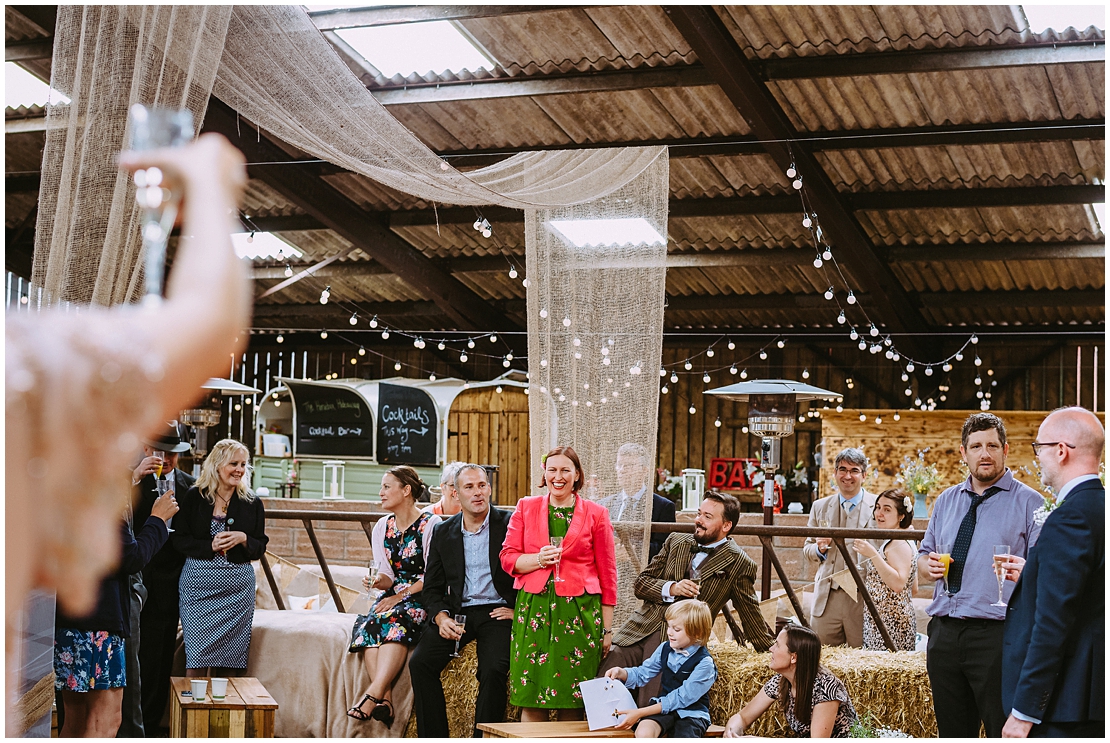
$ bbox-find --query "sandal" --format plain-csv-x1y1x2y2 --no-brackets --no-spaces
347,693,378,721
370,698,395,728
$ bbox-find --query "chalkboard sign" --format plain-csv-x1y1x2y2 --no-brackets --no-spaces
286,381,374,457
377,383,438,466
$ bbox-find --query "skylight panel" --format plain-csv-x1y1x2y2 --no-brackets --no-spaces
547,218,667,248
6,63,70,109
1021,4,1105,33
334,21,495,77
231,232,304,261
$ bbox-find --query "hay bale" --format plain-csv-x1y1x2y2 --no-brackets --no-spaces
706,641,936,738
405,639,936,738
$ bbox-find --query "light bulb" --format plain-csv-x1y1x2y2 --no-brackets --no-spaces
885,350,894,359
740,369,748,379
574,352,582,359
859,413,867,422
496,386,503,394
714,417,722,428
837,311,846,324
846,291,857,305
319,287,330,304
473,219,483,230
460,353,468,362
786,164,797,178
742,425,749,433
429,373,437,381
870,344,881,354
759,350,768,360
684,361,693,370
914,397,922,406
503,358,511,367
660,368,667,377
350,357,357,365
824,287,834,300
988,369,994,376
893,412,900,421
835,406,842,413
689,405,696,414
802,215,812,228
869,324,879,337
939,394,946,401
273,400,280,407
727,339,736,350
481,228,492,238
234,403,241,411
906,362,915,372
905,388,913,396
858,340,867,350
661,385,669,394
358,346,366,356
539,308,548,319
802,368,810,379
602,358,611,365
955,352,963,361
508,267,518,279
573,338,581,347
349,313,358,325
381,330,390,339
522,279,529,288
730,365,738,375
974,355,983,367
394,361,402,371
884,337,892,346
902,373,909,382
540,359,547,367
813,257,823,268
924,366,933,376
975,376,982,385
671,373,678,383
438,341,446,351
792,178,803,190
467,339,475,349
703,372,711,383
246,232,255,244
776,339,785,348
822,248,832,261
706,348,714,357
320,331,328,339
630,366,642,375
850,329,859,340
875,416,882,424
971,334,979,344
562,317,571,327
490,335,497,343
892,352,900,362
276,334,284,343
506,352,513,361
369,316,378,328
414,338,422,348
285,265,293,277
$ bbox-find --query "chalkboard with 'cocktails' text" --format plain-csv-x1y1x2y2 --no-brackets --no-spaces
376,383,438,466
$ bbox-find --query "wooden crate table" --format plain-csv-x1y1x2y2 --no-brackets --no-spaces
477,721,724,738
169,677,277,737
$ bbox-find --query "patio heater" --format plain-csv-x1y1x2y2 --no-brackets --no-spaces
704,379,841,599
179,378,262,475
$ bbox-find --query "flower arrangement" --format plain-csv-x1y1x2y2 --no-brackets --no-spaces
896,448,941,496
787,461,809,490
849,711,911,738
656,468,683,499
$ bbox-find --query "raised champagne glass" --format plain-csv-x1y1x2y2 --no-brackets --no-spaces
991,545,1011,607
126,104,194,301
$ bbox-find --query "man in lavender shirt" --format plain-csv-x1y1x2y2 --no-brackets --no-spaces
917,413,1043,738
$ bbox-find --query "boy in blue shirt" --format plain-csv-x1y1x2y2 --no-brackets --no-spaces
605,599,717,738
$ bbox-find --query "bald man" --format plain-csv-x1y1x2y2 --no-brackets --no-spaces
1001,407,1104,738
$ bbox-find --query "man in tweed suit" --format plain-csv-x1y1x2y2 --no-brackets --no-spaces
598,491,773,706
802,447,877,647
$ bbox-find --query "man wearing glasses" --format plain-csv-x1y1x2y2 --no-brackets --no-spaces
1002,407,1104,738
918,413,1043,738
803,447,877,647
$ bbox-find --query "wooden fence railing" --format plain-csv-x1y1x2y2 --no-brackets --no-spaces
262,510,923,651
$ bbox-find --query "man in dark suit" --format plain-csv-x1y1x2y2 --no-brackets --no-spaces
1001,407,1104,738
601,443,677,560
598,491,774,706
409,464,517,738
129,423,194,737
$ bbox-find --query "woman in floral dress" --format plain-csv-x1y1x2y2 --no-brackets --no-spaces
853,488,919,651
500,446,618,721
347,466,439,727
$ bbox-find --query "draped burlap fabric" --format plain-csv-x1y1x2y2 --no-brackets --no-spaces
32,5,231,305
525,152,670,627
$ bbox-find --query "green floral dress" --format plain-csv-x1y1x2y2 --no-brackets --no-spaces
508,503,604,709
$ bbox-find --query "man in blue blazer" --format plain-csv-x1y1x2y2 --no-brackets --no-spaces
409,464,517,737
1001,407,1104,738
601,443,677,560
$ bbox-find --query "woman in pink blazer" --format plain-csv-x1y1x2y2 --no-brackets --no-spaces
500,446,618,722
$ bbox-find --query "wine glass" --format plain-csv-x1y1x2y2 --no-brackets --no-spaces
155,475,175,533
689,561,702,597
991,545,1011,607
151,450,166,490
364,563,380,601
936,543,953,596
449,613,468,658
127,104,194,301
549,536,565,583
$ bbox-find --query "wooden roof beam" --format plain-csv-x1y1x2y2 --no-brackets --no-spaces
5,37,53,62
669,8,930,347
201,99,514,332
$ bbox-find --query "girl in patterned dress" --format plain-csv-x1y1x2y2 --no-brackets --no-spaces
347,466,440,727
500,446,618,722
725,625,858,738
852,489,919,651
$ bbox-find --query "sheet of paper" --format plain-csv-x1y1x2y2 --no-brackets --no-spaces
579,676,638,731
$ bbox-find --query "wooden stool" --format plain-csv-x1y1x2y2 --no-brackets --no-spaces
169,677,277,737
477,721,725,738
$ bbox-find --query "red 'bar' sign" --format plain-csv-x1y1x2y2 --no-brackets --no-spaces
708,458,760,490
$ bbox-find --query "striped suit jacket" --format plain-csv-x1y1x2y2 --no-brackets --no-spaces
613,532,774,652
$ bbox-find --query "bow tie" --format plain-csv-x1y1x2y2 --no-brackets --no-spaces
691,544,716,555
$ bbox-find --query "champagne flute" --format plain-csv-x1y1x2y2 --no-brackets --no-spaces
550,536,565,583
689,561,702,597
365,562,380,601
449,613,468,658
155,476,175,533
991,545,1011,607
936,542,953,596
151,450,166,491
127,104,194,301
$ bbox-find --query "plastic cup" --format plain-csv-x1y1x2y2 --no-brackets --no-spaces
210,677,228,700
190,679,208,702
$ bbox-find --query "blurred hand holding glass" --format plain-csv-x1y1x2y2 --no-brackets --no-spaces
127,105,193,301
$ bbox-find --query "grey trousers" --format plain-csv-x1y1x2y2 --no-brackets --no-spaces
810,586,864,648
116,576,146,738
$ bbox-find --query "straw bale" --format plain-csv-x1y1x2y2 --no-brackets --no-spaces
403,639,936,738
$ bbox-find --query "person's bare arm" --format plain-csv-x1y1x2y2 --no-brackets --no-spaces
118,134,251,422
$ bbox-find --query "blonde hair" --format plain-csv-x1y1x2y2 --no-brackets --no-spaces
195,439,255,504
665,599,713,645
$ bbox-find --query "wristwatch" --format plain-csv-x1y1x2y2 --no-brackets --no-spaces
602,628,613,635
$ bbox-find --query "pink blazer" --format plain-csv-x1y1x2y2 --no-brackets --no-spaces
500,494,618,605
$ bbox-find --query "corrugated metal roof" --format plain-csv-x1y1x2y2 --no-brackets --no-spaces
857,204,1102,244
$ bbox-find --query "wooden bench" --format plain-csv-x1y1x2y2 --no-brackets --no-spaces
477,721,725,738
169,677,278,738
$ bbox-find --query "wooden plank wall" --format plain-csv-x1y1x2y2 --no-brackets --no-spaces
447,387,532,505
819,409,1107,501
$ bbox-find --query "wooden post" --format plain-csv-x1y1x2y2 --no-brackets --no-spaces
259,553,285,611
758,536,809,627
302,519,345,612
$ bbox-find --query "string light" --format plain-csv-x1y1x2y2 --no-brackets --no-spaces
661,385,669,394
369,316,378,328
759,350,768,360
349,313,358,325
802,368,809,379
381,330,390,339
802,214,812,228
714,417,722,428
893,412,901,421
859,413,867,422
490,335,498,343
706,348,714,357
320,330,328,339
508,267,518,279
358,346,366,356
702,372,711,383
319,285,330,304
776,339,786,349
670,372,678,383
467,339,475,349
740,369,748,379
869,324,879,337
837,311,846,324
276,334,284,343
727,340,736,350
846,291,857,305
688,405,696,414
684,360,693,371
459,352,468,362
850,329,859,341
562,317,572,327
284,264,293,277
730,365,738,375
429,373,436,381
822,247,832,261
438,341,446,351
824,287,834,300
394,361,402,371
660,367,667,377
